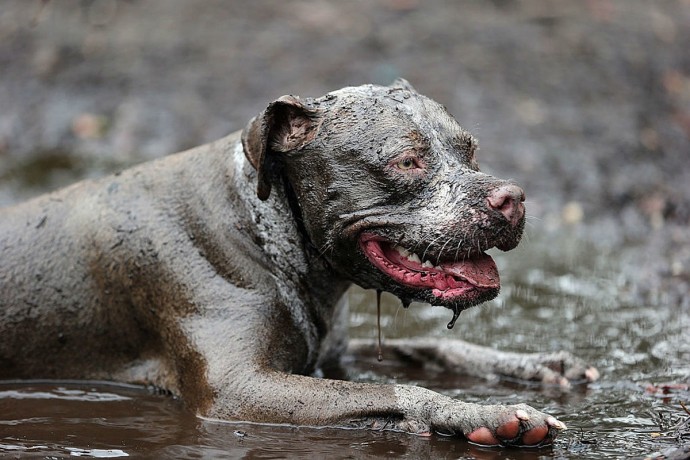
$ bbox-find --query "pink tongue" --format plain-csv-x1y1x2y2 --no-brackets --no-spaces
440,253,500,288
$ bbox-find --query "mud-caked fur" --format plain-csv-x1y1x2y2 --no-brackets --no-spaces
0,80,595,446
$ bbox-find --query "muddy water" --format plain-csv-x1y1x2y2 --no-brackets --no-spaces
1,232,687,459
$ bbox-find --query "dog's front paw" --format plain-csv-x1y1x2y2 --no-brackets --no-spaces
397,387,566,447
398,338,599,388
523,350,599,387
460,403,566,447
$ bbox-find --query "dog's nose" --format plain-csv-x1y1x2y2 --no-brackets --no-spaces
487,184,525,226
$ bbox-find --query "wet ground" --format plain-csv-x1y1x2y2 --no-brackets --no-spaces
0,1,689,458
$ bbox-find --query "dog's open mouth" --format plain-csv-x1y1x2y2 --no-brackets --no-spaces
359,234,499,302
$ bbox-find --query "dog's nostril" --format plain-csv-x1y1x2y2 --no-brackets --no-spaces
487,184,525,225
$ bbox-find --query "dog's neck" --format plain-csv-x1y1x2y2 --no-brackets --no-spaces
230,137,350,363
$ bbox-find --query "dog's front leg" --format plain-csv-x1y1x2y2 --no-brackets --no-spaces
349,338,599,387
211,368,566,446
179,313,566,447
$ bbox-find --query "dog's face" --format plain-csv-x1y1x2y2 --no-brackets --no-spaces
242,81,525,316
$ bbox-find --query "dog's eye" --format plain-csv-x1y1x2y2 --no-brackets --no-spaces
396,158,417,170
389,153,426,175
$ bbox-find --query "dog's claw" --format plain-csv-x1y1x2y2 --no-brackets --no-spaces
515,409,530,421
547,415,567,430
585,366,600,382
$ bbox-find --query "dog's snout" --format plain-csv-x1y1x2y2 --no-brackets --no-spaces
487,184,525,226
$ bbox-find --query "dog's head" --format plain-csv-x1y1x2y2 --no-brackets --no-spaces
242,80,525,317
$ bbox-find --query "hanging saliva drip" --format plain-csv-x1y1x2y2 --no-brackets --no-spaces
447,307,462,330
376,289,383,362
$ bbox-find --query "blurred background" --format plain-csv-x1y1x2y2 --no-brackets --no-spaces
1,0,689,302
0,1,688,458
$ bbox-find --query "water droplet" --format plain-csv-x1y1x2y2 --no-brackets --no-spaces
447,308,462,329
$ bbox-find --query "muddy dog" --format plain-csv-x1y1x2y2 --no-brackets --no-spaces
0,80,597,447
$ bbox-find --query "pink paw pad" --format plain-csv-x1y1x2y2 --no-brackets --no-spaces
466,411,566,447
522,425,550,445
467,427,500,446
495,417,520,439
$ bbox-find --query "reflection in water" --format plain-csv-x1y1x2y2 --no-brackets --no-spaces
0,386,130,402
66,447,129,458
0,233,688,459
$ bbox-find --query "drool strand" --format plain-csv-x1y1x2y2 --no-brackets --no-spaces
447,307,462,329
376,289,383,361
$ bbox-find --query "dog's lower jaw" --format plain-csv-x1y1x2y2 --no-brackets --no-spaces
358,235,500,308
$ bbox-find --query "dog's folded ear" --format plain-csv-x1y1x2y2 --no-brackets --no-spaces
242,96,321,201
389,78,417,93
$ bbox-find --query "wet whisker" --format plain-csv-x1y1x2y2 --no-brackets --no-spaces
436,236,455,265
420,233,446,262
